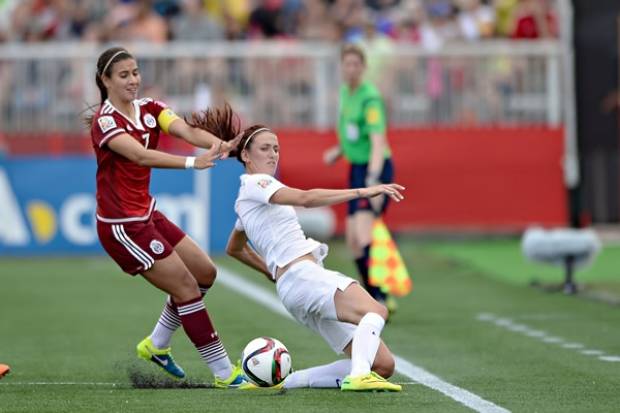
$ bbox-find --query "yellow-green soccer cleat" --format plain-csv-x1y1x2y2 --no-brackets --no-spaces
213,360,254,389
241,380,286,391
136,337,186,379
341,371,402,392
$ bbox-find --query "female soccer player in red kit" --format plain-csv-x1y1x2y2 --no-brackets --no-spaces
89,46,247,388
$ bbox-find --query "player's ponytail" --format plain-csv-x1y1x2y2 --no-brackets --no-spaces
187,104,272,166
186,102,242,154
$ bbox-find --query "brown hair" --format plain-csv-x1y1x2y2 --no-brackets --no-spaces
340,43,366,65
84,47,135,127
186,104,270,166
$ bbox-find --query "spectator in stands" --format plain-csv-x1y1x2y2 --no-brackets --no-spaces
248,0,286,39
391,0,424,43
493,0,517,36
122,0,169,42
510,0,556,39
357,9,396,101
0,0,18,42
297,0,332,40
455,0,495,40
170,0,224,41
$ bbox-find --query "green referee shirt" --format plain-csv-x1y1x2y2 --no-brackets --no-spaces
337,80,391,165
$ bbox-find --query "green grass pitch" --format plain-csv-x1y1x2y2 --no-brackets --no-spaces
1,238,619,412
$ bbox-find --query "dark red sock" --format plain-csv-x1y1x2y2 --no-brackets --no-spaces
175,297,228,365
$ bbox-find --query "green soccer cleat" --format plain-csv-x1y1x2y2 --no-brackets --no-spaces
136,337,186,379
341,371,402,392
213,360,254,389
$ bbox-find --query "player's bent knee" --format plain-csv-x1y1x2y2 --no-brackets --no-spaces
371,302,389,321
195,263,217,287
372,352,396,378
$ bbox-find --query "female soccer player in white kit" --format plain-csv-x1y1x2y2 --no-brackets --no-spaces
189,107,404,391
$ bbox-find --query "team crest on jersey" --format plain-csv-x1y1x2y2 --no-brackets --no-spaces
150,239,165,255
143,114,157,128
97,116,117,133
257,179,272,188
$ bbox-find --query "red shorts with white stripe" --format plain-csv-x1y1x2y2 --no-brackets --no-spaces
96,210,186,275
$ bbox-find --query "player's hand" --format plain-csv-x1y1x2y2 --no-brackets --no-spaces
359,183,405,202
323,146,342,165
194,144,225,169
216,134,243,160
193,152,217,169
194,134,243,169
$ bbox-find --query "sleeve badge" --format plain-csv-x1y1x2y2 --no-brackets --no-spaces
366,107,380,125
97,116,117,133
257,179,272,188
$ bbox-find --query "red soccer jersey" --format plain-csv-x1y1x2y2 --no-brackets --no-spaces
91,98,169,223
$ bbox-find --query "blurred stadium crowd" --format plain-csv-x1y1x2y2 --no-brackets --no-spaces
0,0,561,135
0,0,557,46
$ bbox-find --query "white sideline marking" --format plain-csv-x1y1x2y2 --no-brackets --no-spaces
217,268,510,413
561,343,584,349
580,350,604,356
393,357,510,413
0,382,126,386
476,313,620,363
0,381,419,386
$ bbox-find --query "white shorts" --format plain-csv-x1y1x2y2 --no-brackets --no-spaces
275,260,357,354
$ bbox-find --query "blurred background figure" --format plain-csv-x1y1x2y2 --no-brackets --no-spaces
324,44,397,314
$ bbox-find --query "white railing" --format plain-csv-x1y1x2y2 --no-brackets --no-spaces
0,40,563,132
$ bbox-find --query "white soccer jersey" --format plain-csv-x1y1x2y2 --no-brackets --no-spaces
234,173,326,278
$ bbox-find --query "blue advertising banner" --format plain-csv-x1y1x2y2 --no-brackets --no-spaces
0,156,243,256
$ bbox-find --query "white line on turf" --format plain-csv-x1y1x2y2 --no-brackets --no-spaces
217,268,511,413
393,356,510,413
0,382,420,386
476,313,620,363
0,382,126,386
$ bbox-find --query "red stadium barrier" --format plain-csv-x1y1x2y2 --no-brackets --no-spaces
3,127,567,232
276,127,568,233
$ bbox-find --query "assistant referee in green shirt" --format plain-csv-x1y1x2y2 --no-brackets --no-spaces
324,44,395,312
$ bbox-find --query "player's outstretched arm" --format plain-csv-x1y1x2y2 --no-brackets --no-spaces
226,229,273,282
269,184,405,209
107,134,217,169
167,118,242,159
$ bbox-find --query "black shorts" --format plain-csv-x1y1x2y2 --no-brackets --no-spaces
347,158,394,216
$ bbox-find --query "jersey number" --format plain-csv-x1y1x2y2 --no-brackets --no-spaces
142,133,150,149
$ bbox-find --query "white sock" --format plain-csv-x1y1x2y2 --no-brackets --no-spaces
207,354,233,380
350,312,385,376
284,359,352,389
150,297,180,349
